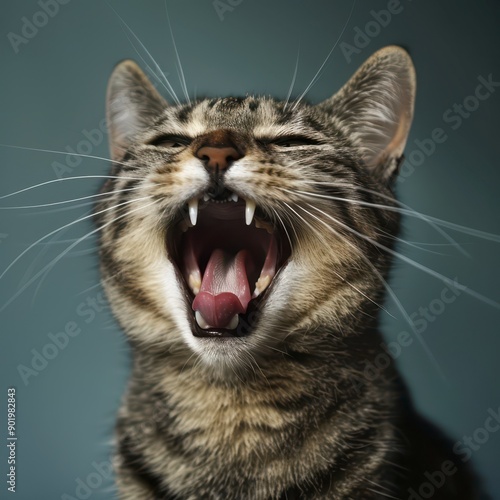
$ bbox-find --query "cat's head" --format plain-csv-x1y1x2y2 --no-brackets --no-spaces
97,46,415,374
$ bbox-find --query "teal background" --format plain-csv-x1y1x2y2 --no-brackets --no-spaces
1,0,499,498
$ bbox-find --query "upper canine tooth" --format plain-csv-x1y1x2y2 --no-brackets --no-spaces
245,199,256,226
203,194,209,202
188,198,198,226
231,192,238,202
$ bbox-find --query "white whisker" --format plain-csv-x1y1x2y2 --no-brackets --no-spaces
37,236,98,246
281,201,392,318
281,185,469,255
165,0,190,104
270,207,294,254
19,220,75,295
0,175,139,200
0,198,160,313
0,143,132,169
293,202,447,382
0,196,151,282
305,202,500,309
292,0,357,110
30,264,53,306
0,186,142,210
382,231,447,255
283,45,300,110
298,181,496,253
75,279,108,297
365,486,401,500
106,1,181,105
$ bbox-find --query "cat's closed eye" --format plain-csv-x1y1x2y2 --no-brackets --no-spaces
149,134,192,149
262,135,321,148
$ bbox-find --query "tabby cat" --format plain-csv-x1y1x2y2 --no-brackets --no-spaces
97,46,481,499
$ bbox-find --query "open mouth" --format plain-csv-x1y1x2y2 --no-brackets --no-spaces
167,193,291,338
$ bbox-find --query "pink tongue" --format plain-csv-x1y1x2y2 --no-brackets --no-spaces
192,249,253,328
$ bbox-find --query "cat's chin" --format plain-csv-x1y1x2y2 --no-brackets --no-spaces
166,195,291,340
189,286,270,339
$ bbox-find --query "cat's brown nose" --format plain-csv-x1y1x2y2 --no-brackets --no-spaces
196,145,242,171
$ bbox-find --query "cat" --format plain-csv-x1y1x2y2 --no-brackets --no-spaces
96,46,482,499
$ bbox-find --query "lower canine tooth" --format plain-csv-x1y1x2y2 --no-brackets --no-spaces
255,219,273,234
245,199,256,225
227,314,239,330
195,311,211,329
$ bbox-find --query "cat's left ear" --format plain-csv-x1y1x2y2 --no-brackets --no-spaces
317,46,416,183
106,60,168,161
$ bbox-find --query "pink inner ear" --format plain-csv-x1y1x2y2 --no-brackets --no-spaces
106,60,167,162
318,46,415,172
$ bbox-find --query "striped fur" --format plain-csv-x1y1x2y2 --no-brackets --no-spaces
96,47,481,499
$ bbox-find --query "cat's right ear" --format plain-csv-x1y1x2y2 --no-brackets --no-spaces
106,60,167,161
316,46,416,183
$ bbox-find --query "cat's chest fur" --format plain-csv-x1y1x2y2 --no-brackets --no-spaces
117,354,398,498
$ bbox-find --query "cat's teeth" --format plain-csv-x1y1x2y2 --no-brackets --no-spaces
188,198,198,226
245,199,256,225
227,314,239,330
188,270,201,295
195,311,239,330
231,192,238,202
255,219,273,234
253,274,271,298
203,194,210,202
195,311,211,330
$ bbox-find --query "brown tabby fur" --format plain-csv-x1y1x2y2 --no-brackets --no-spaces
96,46,482,499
